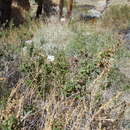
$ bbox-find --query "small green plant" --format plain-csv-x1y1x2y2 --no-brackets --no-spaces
123,85,130,91
23,104,36,113
1,115,18,130
52,119,63,130
0,99,7,110
62,81,76,97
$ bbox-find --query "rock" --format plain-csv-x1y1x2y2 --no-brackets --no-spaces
123,29,130,49
87,9,102,18
80,9,102,21
124,31,130,42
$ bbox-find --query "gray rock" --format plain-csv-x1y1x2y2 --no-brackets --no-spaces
123,29,130,49
87,9,102,18
80,9,102,21
124,31,130,41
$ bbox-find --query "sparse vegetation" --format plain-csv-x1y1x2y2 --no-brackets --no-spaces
102,4,130,30
0,1,130,130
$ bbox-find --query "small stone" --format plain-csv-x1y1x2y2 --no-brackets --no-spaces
87,9,102,18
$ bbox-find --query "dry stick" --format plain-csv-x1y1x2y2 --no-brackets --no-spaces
87,36,124,129
0,79,24,121
72,104,86,130
43,88,63,130
0,77,7,80
7,79,24,103
87,66,112,129
16,96,24,118
89,66,112,112
92,92,122,120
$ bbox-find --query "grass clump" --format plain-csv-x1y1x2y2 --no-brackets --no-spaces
102,4,130,30
0,115,18,130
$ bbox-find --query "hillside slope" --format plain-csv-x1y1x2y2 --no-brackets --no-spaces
0,0,130,130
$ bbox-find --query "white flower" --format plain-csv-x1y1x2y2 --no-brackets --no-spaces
25,40,33,44
22,46,28,56
47,55,55,62
60,18,66,22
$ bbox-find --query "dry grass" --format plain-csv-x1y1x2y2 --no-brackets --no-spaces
101,4,130,30
0,2,130,130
